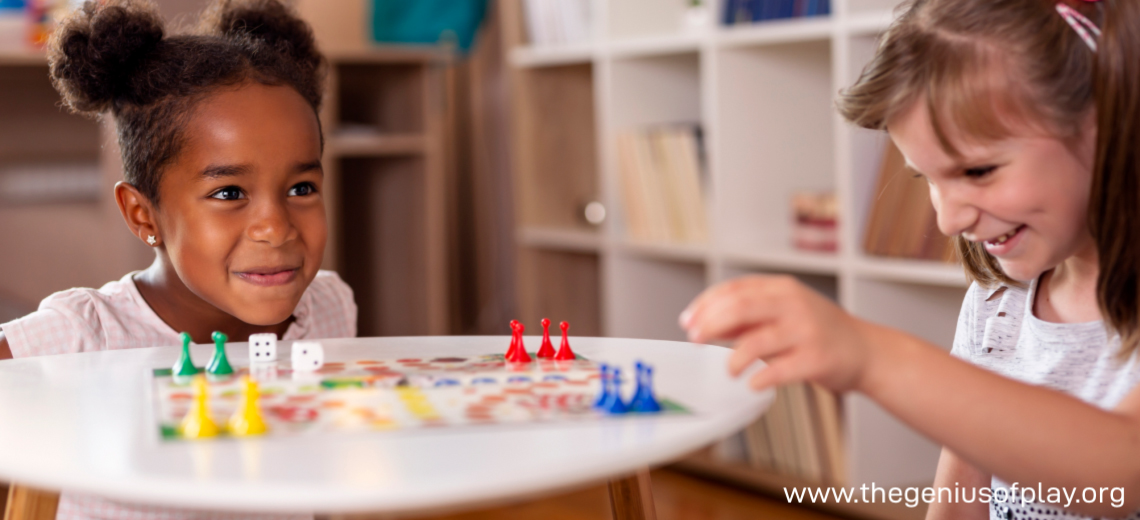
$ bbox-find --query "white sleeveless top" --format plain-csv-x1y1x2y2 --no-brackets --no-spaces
951,279,1140,520
1,270,357,520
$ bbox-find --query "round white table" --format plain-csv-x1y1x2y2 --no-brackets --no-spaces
0,336,772,518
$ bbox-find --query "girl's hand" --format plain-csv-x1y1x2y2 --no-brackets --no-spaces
679,275,882,392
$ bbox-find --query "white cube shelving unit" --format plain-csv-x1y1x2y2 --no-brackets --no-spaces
501,1,968,516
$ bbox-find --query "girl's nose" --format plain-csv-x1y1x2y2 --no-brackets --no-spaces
247,199,298,246
930,182,978,238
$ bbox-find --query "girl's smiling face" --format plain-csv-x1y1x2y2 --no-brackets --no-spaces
152,82,326,326
888,98,1097,282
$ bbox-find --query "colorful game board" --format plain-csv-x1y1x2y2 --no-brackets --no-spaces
151,353,688,441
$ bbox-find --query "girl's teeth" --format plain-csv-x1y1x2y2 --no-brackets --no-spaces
988,228,1017,245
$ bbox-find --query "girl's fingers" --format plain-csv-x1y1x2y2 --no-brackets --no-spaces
686,278,789,342
748,355,802,391
726,324,794,377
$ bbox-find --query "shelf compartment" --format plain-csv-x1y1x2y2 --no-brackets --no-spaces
717,16,834,48
845,9,897,36
509,43,596,68
327,131,426,156
0,65,101,162
513,63,599,230
855,256,966,287
616,238,709,264
719,263,839,302
339,156,433,337
605,254,707,341
607,33,702,59
713,39,833,255
607,0,692,40
517,247,602,337
848,0,905,16
845,277,966,488
334,63,426,134
721,247,839,276
609,52,701,130
517,226,603,253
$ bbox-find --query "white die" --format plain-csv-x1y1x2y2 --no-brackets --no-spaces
291,341,324,371
248,333,278,363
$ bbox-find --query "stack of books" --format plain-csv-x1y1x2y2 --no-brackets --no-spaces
863,141,955,262
723,0,831,25
616,125,709,244
792,191,837,253
522,0,593,46
738,383,846,485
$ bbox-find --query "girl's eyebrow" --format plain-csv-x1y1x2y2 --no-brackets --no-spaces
201,164,248,178
296,160,323,175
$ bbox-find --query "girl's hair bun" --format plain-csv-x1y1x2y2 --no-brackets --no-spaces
202,0,323,99
48,0,165,114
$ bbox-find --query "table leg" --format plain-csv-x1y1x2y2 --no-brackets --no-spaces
607,469,656,520
4,485,59,520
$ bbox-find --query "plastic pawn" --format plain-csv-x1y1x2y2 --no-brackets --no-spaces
228,376,268,436
181,375,219,439
537,318,556,359
554,321,576,360
206,331,234,377
173,331,200,377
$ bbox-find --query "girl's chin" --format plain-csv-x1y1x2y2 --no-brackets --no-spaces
995,259,1047,284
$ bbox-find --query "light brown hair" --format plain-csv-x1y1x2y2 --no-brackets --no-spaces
839,0,1140,354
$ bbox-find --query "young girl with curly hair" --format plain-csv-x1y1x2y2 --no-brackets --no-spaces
0,0,355,518
682,0,1140,518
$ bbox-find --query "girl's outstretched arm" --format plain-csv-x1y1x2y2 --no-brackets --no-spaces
681,275,1140,517
0,333,10,360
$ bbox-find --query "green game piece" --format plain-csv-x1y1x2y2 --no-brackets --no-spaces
206,331,234,376
173,332,200,377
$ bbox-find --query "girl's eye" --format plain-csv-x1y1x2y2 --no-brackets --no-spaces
964,166,997,178
210,186,245,200
289,182,317,197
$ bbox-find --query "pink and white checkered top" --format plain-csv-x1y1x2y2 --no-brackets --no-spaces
1,270,357,520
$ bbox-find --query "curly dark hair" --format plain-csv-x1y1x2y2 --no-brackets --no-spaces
47,0,326,204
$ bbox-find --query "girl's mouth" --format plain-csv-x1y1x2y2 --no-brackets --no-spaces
982,225,1026,256
236,268,298,287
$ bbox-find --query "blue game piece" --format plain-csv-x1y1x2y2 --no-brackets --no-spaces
602,368,627,414
630,362,661,413
593,364,610,410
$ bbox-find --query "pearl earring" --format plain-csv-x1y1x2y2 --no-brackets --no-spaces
147,235,157,246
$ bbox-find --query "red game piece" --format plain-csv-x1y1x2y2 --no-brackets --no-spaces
506,320,521,359
537,318,556,359
554,321,575,360
507,322,532,363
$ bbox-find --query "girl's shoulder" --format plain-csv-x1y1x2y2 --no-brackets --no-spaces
0,273,176,357
288,270,358,340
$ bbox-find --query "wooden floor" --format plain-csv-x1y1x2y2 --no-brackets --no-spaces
422,469,846,520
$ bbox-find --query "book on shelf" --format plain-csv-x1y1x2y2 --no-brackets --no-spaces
792,191,837,253
863,140,955,262
723,0,831,25
735,382,846,485
522,0,592,47
616,124,709,244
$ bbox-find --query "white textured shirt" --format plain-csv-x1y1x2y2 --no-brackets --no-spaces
1,270,357,520
951,279,1140,520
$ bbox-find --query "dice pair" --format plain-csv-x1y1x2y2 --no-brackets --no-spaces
247,333,324,371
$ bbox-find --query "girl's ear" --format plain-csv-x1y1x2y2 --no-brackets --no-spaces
115,181,161,247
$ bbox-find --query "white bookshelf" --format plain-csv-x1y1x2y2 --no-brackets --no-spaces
502,1,966,517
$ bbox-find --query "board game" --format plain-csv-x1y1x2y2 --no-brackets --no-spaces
151,320,688,441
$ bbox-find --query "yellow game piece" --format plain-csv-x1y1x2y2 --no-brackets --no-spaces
228,376,268,436
181,375,219,439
